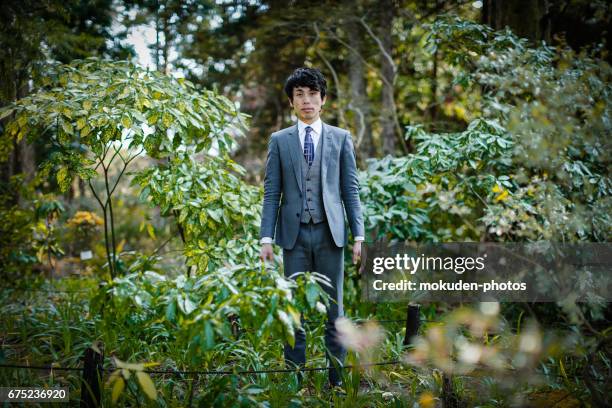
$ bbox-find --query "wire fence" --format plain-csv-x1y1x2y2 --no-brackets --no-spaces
1,359,606,378
0,359,402,376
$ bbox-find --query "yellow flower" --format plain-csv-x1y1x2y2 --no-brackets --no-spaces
67,211,103,228
418,391,436,408
494,189,509,202
492,184,509,202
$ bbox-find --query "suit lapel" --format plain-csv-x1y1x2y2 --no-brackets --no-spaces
321,122,332,192
287,124,303,193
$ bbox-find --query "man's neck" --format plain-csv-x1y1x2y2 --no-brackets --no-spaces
299,115,321,125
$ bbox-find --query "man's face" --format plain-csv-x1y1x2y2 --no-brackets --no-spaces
289,86,326,123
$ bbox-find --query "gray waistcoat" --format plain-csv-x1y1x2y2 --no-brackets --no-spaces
300,136,326,224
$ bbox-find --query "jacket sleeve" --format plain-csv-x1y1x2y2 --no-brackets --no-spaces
260,133,282,240
340,132,365,239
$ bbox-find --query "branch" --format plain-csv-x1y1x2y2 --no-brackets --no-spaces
312,22,347,127
108,148,144,197
324,21,408,154
456,173,490,210
359,16,397,79
323,27,393,90
88,179,105,211
347,101,367,148
106,142,122,169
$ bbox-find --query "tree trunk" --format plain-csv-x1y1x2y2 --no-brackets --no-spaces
378,0,397,156
162,20,171,74
345,14,375,162
2,69,35,204
482,0,551,44
429,45,439,123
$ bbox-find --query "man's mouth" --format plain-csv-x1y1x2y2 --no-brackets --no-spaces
302,108,314,112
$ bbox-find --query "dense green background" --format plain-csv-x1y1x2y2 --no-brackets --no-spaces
0,1,610,406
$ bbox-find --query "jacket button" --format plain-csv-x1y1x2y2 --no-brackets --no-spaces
296,213,299,217
299,194,302,198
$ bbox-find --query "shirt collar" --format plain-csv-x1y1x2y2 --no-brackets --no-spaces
297,118,322,137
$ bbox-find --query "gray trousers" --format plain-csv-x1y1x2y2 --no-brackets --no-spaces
282,219,346,385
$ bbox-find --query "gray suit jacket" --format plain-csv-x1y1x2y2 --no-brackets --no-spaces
260,122,365,249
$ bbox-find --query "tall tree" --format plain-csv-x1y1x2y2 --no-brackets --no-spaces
377,0,399,156
482,0,551,43
345,8,375,159
482,0,610,60
0,0,132,200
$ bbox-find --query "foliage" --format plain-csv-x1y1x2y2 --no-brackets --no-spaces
132,152,262,273
94,263,331,357
107,357,160,403
0,58,246,276
66,210,104,229
0,175,38,275
363,16,611,244
31,196,66,272
362,117,513,242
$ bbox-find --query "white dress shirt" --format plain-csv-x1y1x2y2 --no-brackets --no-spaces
261,118,364,244
298,118,322,152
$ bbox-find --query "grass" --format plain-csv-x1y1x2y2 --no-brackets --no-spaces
0,277,607,406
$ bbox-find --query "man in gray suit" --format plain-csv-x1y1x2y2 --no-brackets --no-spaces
259,67,365,389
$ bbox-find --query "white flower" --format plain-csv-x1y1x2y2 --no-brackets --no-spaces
335,317,385,353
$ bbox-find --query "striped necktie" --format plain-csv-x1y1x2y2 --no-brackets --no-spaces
304,126,314,167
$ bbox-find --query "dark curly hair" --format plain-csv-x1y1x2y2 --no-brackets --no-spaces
284,67,327,101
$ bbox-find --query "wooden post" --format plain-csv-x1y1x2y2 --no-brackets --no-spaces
442,372,461,407
80,345,103,408
403,304,421,346
228,313,241,338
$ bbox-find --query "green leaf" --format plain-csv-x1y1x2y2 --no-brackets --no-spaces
57,167,71,192
305,282,318,308
61,120,74,136
147,113,158,125
162,112,172,128
277,310,295,348
204,321,215,349
404,182,417,193
111,376,124,403
121,115,132,129
136,371,157,400
165,300,176,322
81,125,91,137
76,117,87,130
208,208,222,222
146,224,156,240
178,294,197,315
0,106,15,121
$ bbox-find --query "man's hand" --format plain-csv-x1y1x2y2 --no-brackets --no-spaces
260,243,274,263
352,240,362,264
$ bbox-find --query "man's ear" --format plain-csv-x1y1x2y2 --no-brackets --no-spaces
322,95,327,106
288,97,294,108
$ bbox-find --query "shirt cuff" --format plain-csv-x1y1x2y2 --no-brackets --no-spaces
354,236,364,242
260,237,273,244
